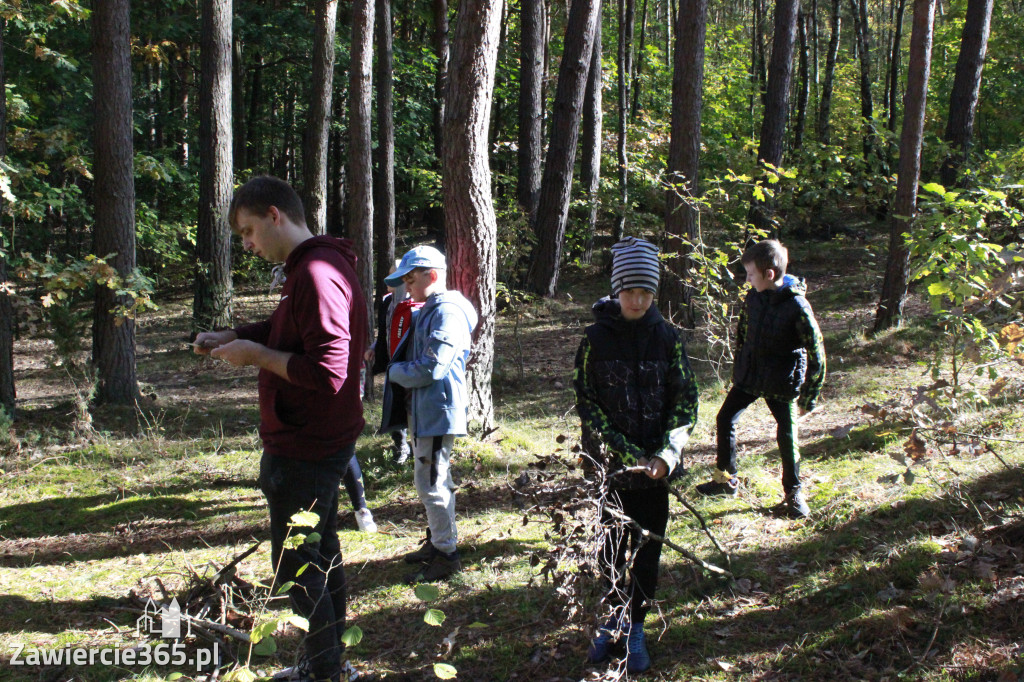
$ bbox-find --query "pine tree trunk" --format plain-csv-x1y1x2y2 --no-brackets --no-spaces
886,0,908,133
631,0,649,119
194,0,234,334
794,11,810,149
850,0,876,161
92,0,140,404
614,0,636,241
432,0,450,162
817,0,840,143
750,0,800,234
517,0,546,220
443,0,504,431
375,0,396,303
940,0,993,187
0,17,15,416
874,0,936,333
232,36,247,171
580,13,604,265
524,0,600,296
304,0,340,235
348,0,375,325
662,0,707,328
250,52,263,169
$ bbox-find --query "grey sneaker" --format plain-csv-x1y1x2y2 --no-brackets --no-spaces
405,550,461,584
391,442,410,465
773,490,810,519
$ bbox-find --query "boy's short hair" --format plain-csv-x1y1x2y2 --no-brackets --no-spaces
229,175,306,232
741,239,788,278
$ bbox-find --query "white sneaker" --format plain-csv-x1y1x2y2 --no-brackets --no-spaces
355,508,377,533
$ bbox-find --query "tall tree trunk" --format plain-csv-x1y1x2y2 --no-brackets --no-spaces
524,0,600,296
443,0,503,432
615,0,636,241
818,0,841,143
873,0,936,333
662,0,708,329
0,17,15,416
328,87,347,236
375,0,396,303
580,14,604,265
92,0,139,404
749,0,800,234
940,0,993,187
194,0,234,334
176,46,193,165
348,0,375,326
794,10,810,149
517,0,546,220
432,0,450,161
249,52,263,169
886,0,908,133
631,0,649,119
304,0,340,234
850,0,877,162
232,36,247,171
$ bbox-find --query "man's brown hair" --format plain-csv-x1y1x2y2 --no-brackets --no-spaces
741,239,788,278
228,175,306,232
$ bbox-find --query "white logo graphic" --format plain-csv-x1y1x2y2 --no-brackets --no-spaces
136,598,191,639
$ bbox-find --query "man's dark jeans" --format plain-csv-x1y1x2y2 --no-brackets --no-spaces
716,386,802,493
260,444,354,680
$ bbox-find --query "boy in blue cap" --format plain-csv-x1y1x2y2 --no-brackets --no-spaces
380,245,478,582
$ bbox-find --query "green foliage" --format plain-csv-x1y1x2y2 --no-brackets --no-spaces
908,182,1024,409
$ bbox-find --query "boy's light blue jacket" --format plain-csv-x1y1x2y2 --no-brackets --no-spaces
381,290,478,438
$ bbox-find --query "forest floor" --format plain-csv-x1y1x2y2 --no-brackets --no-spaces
1,232,1023,682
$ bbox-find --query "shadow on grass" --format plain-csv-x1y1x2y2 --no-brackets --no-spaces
651,464,1024,680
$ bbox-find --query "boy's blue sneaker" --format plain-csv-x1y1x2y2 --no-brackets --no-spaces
695,477,739,497
586,617,622,663
626,623,651,673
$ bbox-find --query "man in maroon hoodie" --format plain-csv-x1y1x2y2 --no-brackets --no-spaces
195,176,367,682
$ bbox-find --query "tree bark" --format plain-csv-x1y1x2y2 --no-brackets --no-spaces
517,0,546,220
375,0,396,303
614,0,636,241
661,0,707,328
524,0,600,296
304,0,340,234
630,0,649,119
580,13,604,265
194,0,234,334
92,0,140,404
0,17,15,416
443,0,504,431
940,0,993,187
817,0,841,143
232,36,247,171
794,10,810,149
850,0,877,161
873,0,936,333
749,0,800,234
348,0,375,326
432,0,450,162
886,0,908,133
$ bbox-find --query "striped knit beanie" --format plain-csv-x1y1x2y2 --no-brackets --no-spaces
611,237,660,294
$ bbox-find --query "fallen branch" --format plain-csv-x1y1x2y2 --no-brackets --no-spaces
604,507,733,578
667,485,732,572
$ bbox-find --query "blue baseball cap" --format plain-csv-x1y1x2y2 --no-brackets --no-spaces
385,245,447,286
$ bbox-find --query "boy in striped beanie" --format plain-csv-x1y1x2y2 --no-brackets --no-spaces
573,236,699,673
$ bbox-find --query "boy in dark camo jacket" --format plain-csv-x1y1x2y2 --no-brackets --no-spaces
696,239,826,519
574,236,699,674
